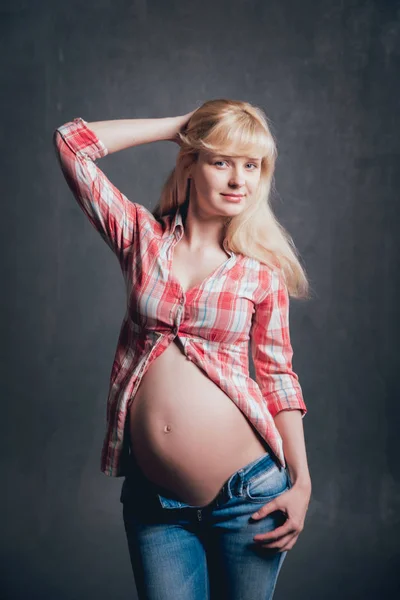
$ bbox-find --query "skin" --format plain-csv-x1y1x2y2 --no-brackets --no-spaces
183,150,262,253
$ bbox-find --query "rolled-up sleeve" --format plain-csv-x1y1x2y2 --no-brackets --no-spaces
53,117,137,260
250,268,307,418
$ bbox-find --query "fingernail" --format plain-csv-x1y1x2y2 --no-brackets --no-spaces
252,512,260,519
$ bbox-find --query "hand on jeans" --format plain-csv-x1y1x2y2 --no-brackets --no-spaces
251,480,311,552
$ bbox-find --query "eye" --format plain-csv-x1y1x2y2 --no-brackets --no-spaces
213,160,259,170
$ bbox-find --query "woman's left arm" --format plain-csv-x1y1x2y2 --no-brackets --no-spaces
249,268,312,550
274,409,311,488
251,408,312,551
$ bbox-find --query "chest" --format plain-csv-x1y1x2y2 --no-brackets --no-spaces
170,240,231,295
127,235,259,345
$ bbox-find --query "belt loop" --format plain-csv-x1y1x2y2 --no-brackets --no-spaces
237,469,244,496
229,468,244,497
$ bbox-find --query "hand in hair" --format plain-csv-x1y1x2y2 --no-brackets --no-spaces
168,109,197,146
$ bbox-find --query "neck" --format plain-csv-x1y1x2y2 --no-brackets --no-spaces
180,197,229,254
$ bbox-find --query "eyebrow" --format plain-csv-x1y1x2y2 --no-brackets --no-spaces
214,154,262,162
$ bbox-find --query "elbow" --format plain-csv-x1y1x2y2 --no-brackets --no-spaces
52,129,62,157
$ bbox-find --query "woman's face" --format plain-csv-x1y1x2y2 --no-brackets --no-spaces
188,149,262,219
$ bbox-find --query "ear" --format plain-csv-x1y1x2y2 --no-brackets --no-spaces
186,163,194,180
182,153,197,180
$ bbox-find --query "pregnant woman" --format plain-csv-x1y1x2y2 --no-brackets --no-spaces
53,98,312,600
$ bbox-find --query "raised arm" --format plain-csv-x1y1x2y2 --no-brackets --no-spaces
52,113,193,260
86,113,193,154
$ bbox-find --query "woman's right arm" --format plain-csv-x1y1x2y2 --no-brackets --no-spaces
52,113,192,260
86,114,192,154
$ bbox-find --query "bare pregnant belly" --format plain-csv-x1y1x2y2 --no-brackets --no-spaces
128,336,269,507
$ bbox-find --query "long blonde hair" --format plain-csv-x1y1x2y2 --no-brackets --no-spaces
152,98,311,299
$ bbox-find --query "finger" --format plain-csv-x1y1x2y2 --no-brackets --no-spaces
251,500,280,520
264,534,299,552
257,533,298,551
253,520,294,543
280,540,297,552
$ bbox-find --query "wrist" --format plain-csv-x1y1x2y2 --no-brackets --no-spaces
289,471,312,490
162,115,187,143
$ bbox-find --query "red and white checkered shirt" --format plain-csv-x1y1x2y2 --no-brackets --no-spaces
53,117,307,477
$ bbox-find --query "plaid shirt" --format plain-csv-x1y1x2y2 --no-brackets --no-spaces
53,117,307,477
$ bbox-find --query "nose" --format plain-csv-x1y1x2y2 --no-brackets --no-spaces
228,167,246,188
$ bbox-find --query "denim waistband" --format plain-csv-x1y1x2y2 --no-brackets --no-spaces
121,450,282,510
220,451,281,504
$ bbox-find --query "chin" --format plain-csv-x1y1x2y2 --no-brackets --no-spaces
203,197,247,217
221,200,246,213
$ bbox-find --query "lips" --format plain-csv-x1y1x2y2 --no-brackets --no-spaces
221,194,245,202
221,193,244,198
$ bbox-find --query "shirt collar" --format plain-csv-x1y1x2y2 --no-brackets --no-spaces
171,205,184,238
171,205,233,257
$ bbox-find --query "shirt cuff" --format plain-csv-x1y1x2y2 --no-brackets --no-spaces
56,117,109,161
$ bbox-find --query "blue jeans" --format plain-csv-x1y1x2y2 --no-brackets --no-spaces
120,450,293,600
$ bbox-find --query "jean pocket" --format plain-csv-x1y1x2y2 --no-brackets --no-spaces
245,462,289,503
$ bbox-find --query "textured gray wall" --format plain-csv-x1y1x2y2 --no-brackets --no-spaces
2,0,399,598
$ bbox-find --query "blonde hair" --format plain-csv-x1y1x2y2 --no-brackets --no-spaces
152,98,311,299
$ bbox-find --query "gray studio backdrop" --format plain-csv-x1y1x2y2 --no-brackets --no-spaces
2,0,399,598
